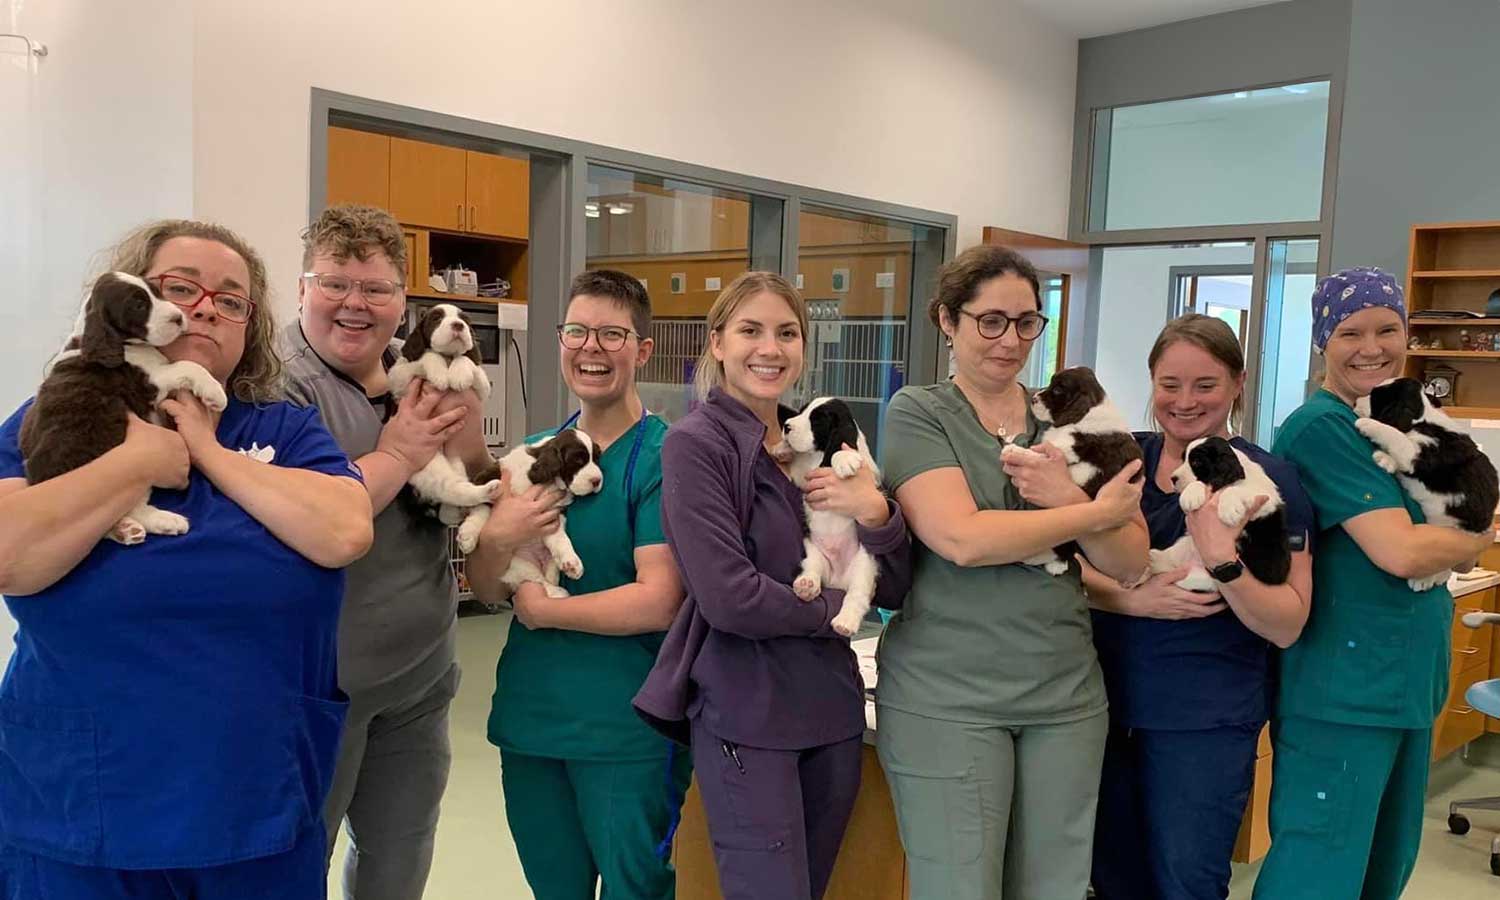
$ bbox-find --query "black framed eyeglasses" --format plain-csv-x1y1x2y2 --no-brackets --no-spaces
557,323,638,351
302,272,403,306
958,309,1049,341
149,274,256,324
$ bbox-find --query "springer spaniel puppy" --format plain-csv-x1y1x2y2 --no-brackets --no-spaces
1000,366,1143,575
388,304,497,517
1149,436,1291,591
456,428,603,598
778,397,881,637
1354,377,1500,591
20,272,227,544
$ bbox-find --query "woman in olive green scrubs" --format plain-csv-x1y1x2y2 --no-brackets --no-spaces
1253,268,1494,900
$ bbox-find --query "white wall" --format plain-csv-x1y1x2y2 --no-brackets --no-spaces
191,0,1080,320
1,1,195,665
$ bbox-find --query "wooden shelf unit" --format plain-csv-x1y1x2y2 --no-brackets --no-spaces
1404,222,1500,413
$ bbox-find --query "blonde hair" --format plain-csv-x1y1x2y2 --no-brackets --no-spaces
301,204,408,281
694,271,809,401
105,219,283,403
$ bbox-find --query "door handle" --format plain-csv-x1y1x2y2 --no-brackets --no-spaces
470,205,476,232
458,204,464,229
1459,647,1481,655
1454,706,1476,715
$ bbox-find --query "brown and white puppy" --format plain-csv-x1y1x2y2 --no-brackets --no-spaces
388,304,497,514
456,428,604,598
21,272,226,544
1000,366,1143,575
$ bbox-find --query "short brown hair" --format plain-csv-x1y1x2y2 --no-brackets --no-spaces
301,204,407,281
104,219,282,403
928,244,1041,328
570,269,652,336
694,271,809,400
1148,313,1247,429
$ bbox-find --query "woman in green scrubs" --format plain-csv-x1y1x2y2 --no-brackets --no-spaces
1253,268,1494,900
467,270,690,900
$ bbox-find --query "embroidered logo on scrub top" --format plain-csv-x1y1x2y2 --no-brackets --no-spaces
236,442,276,464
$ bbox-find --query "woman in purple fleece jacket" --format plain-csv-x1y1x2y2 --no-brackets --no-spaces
634,272,912,900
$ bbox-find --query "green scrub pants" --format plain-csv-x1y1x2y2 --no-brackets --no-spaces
499,749,692,900
1252,715,1432,900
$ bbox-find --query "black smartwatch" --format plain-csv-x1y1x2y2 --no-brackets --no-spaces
1208,559,1245,584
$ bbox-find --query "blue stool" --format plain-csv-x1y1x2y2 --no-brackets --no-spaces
1447,611,1500,875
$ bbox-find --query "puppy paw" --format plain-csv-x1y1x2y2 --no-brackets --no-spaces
138,509,190,536
830,449,862,478
999,444,1038,462
1179,481,1209,512
1217,492,1252,527
481,479,503,501
456,521,482,555
1372,450,1398,474
544,582,571,599
1354,417,1381,440
831,609,863,637
1147,548,1175,573
1175,568,1218,592
448,366,475,392
193,379,229,412
1408,572,1450,592
557,554,584,580
768,440,795,464
427,371,451,392
793,574,821,601
108,517,147,545
1043,559,1071,576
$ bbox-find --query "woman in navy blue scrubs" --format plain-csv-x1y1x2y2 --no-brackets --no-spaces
0,220,373,899
1085,314,1315,900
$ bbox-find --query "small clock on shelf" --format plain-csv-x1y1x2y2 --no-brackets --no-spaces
1421,363,1460,403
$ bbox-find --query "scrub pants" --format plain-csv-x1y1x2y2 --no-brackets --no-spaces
1251,715,1431,900
0,827,325,900
876,705,1109,900
500,747,692,900
324,664,459,900
1090,722,1261,900
689,718,863,900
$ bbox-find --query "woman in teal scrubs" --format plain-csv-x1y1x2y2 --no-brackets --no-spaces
0,220,371,898
1253,268,1494,899
467,270,689,900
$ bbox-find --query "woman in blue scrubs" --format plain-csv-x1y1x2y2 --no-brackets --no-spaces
1085,314,1315,900
0,220,373,899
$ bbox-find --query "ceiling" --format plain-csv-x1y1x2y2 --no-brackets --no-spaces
1014,0,1286,39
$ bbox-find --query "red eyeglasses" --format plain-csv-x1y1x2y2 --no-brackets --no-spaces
149,274,255,324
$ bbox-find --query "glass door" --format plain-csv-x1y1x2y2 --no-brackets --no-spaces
1254,238,1320,447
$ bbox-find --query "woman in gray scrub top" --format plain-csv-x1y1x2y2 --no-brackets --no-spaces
877,244,1149,900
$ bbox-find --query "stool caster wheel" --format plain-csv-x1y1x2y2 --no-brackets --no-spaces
1490,852,1500,877
1450,813,1471,835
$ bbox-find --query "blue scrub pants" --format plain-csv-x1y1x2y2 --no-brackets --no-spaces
1091,722,1261,900
0,827,325,900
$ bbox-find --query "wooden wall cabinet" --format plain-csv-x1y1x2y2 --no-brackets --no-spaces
388,137,469,232
465,151,529,240
326,127,391,210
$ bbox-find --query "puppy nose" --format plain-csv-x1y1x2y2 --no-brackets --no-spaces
451,322,464,332
589,475,601,489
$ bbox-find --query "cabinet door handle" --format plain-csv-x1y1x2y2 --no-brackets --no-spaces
1459,647,1481,655
1454,706,1476,715
458,204,464,229
1464,607,1483,614
470,205,476,232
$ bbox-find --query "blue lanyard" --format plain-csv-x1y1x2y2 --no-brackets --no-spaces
557,407,648,504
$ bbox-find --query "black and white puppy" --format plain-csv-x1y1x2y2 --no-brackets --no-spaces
1354,377,1500,591
1149,436,1291,591
455,428,603,598
21,272,227,544
776,397,882,637
1000,367,1143,575
388,304,497,518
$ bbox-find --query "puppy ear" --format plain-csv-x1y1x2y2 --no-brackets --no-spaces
821,415,862,469
80,291,125,368
401,310,434,362
526,439,566,485
464,345,483,366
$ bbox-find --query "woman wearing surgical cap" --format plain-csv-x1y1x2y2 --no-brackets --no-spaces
1251,268,1494,900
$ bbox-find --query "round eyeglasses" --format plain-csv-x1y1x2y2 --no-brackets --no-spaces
557,323,638,351
303,272,403,306
957,309,1049,341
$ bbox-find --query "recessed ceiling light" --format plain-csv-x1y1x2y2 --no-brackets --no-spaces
1233,91,1249,99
